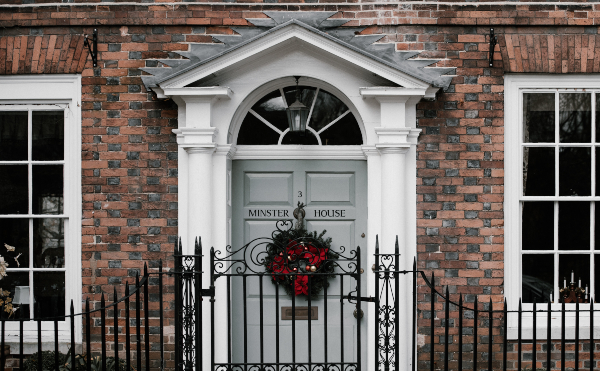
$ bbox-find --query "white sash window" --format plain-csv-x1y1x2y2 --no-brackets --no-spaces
0,76,81,343
505,75,600,338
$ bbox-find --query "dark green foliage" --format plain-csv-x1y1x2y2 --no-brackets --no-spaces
24,350,133,371
23,351,67,371
264,223,336,299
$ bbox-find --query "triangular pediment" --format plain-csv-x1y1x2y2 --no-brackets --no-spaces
141,12,454,91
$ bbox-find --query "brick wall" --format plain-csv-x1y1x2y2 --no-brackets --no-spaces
79,25,182,368
1,2,600,370
2,3,600,28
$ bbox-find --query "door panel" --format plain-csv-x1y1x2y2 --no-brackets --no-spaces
232,160,367,367
306,173,355,204
245,173,293,206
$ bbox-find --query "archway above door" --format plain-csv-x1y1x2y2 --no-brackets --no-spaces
237,83,363,146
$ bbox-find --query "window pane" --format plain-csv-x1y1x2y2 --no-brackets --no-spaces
523,147,554,196
320,112,363,145
253,89,292,133
33,272,65,319
0,165,28,214
0,111,27,161
237,112,281,145
522,254,553,303
32,165,63,215
523,93,555,143
522,202,554,250
308,89,349,133
559,93,591,143
0,272,30,320
596,148,600,196
559,254,590,297
559,202,590,250
596,203,600,251
595,255,600,301
596,94,600,142
32,111,64,161
280,130,319,145
0,219,29,269
33,218,64,268
559,147,591,196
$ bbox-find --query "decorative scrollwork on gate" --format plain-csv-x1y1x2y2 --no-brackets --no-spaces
374,236,401,371
213,363,358,371
212,220,359,277
173,238,203,371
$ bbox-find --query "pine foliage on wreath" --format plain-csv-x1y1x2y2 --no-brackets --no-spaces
265,224,337,299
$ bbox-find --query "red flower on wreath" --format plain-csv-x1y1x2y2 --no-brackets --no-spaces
302,245,328,267
294,275,309,296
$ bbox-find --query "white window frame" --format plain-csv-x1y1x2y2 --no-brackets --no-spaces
0,75,82,348
505,74,600,339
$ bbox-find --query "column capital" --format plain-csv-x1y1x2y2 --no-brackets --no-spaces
164,87,232,130
360,87,427,130
187,147,216,155
375,127,422,146
375,144,410,155
173,127,218,151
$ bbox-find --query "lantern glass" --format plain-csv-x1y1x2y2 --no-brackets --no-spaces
286,100,310,134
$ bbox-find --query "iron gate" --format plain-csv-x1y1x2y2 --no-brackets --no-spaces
174,223,411,371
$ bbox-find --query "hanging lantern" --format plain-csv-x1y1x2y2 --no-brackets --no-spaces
286,76,309,136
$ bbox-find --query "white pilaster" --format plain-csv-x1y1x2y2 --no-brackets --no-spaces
169,88,231,247
212,145,236,363
167,88,232,371
363,146,380,371
361,87,426,371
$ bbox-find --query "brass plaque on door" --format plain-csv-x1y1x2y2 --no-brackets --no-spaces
281,306,318,320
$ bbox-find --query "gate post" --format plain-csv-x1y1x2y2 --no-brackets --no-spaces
174,238,214,371
373,237,413,371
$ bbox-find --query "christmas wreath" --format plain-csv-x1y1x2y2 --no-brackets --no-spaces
264,222,336,299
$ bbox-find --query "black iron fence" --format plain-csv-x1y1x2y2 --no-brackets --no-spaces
373,241,599,371
0,261,166,371
1,235,598,371
417,268,599,371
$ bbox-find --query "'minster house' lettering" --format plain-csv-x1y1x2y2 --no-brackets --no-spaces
314,209,346,218
248,209,290,218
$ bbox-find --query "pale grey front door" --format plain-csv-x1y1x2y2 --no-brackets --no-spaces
231,159,368,369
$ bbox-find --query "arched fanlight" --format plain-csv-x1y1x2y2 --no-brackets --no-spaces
286,76,310,135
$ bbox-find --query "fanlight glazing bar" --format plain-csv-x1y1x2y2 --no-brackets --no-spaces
306,87,320,128
249,109,283,135
317,110,351,135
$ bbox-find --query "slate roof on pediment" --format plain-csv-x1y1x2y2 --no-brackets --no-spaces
141,12,454,90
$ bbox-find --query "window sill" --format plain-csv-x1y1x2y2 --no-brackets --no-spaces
2,336,81,355
506,306,600,340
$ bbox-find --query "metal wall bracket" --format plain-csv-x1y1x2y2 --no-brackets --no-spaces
84,28,98,67
489,28,498,67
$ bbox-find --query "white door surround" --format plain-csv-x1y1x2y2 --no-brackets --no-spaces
147,15,448,371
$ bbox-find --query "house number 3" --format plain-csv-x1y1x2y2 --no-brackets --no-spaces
298,191,302,197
